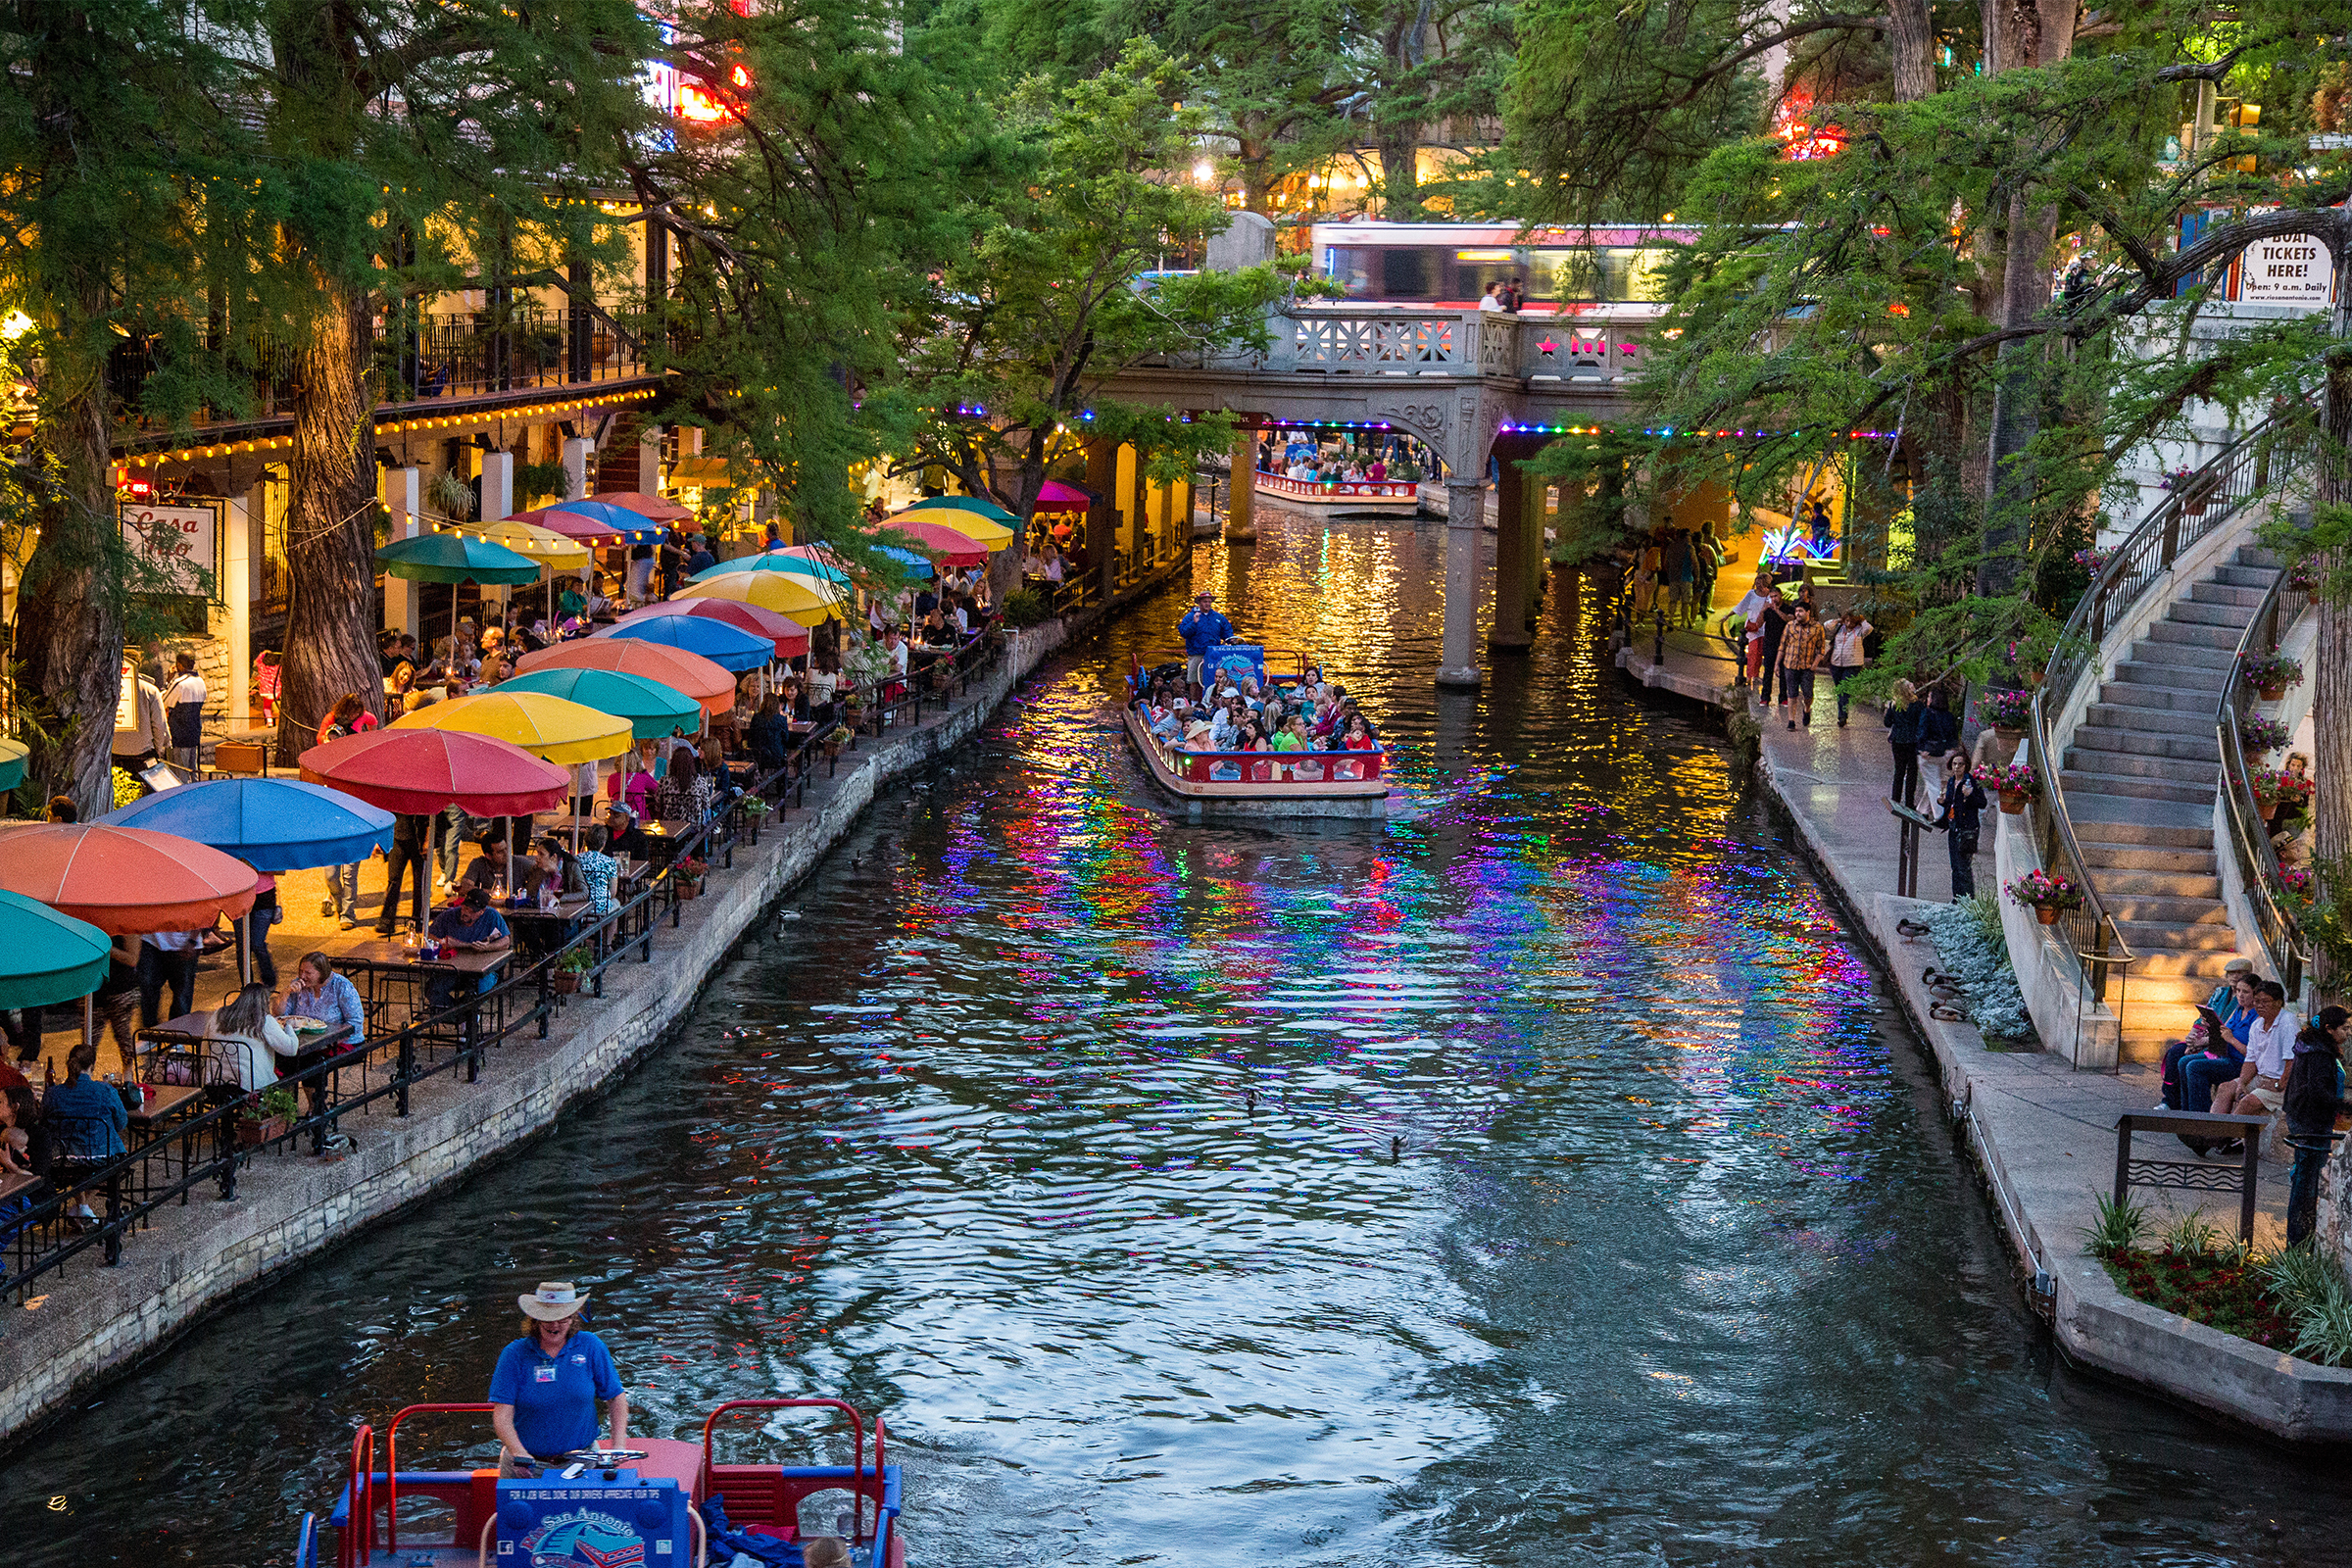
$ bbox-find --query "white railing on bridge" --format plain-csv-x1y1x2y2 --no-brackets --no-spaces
1172,306,1659,382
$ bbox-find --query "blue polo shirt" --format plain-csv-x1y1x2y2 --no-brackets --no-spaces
487,1330,623,1457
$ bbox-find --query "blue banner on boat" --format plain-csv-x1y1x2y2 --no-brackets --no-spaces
1207,644,1265,684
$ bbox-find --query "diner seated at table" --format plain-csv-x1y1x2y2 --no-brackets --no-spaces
1,1084,48,1192
44,1039,129,1162
575,825,623,919
207,982,302,1093
603,804,650,860
422,888,512,1012
276,951,366,1049
461,839,548,902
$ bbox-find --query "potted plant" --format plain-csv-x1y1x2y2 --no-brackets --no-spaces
2158,465,2212,514
2240,713,2292,756
2006,867,2085,925
1976,760,2041,814
1980,688,2034,734
2238,651,2303,702
236,1084,299,1148
2279,864,2315,900
551,948,592,995
2287,558,2322,594
2071,546,2109,577
2252,765,2315,820
673,857,709,900
823,724,852,760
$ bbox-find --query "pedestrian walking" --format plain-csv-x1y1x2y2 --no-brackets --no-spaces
1828,610,1872,726
1932,752,1988,900
1756,586,1792,708
1731,572,1777,690
166,653,207,771
1778,604,1828,729
1884,678,1925,807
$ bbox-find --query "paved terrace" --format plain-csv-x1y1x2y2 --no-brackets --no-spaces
1613,628,2352,1441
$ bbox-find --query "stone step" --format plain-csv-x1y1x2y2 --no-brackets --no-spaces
2187,580,2269,609
2123,973,2228,1005
2116,919,2238,952
2077,842,2218,875
2069,808,2214,849
2060,765,2217,803
2237,545,2286,569
2141,621,2243,655
2121,1014,2196,1059
2094,867,2224,900
2125,948,2245,980
2072,724,2222,763
2083,702,2214,737
2095,680,2229,713
2166,598,2260,630
2102,892,2230,924
2210,564,2279,590
2113,659,2231,691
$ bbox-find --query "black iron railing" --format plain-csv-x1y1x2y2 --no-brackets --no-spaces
2217,559,2314,997
2028,412,2312,1004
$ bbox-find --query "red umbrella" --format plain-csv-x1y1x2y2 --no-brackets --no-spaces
607,599,809,660
0,823,259,934
512,506,632,546
880,518,987,569
298,728,571,818
593,490,695,522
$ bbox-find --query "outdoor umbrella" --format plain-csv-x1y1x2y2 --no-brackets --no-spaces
673,570,847,623
523,499,664,543
878,518,988,570
910,495,1020,524
461,516,591,568
592,490,695,522
1033,479,1093,513
691,550,851,588
510,506,635,546
606,599,808,661
388,691,634,767
493,668,704,743
100,777,397,982
0,822,260,1054
300,729,572,934
0,890,112,1012
376,532,542,654
895,505,1014,552
0,736,25,794
601,613,773,674
866,545,934,581
513,639,738,718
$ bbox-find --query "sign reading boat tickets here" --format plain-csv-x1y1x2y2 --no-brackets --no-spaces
119,500,222,598
2238,214,2334,307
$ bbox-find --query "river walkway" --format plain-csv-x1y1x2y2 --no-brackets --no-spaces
1613,630,2352,1442
0,558,1195,1448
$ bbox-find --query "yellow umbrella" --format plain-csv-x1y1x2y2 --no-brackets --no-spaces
463,515,592,568
388,691,632,765
674,570,847,622
897,505,1015,553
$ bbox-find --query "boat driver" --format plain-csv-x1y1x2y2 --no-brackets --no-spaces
1178,591,1236,690
489,1281,630,1476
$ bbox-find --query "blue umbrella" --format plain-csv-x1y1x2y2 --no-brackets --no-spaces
876,545,935,580
99,777,396,872
602,614,772,673
544,499,664,544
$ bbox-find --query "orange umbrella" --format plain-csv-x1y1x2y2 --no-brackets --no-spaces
592,490,695,522
514,638,737,716
0,822,259,934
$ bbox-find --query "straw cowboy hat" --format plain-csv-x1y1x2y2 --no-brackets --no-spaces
518,1281,588,1321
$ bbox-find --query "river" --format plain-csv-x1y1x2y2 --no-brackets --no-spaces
3,509,2342,1565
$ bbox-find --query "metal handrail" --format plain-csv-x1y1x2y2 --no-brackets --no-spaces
2029,409,2312,1004
2216,561,2314,996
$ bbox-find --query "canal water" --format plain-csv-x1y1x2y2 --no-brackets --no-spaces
5,511,2344,1565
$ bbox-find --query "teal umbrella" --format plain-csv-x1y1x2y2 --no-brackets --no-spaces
0,737,24,794
496,667,703,742
374,532,542,585
0,888,112,1009
692,550,852,587
910,495,1019,524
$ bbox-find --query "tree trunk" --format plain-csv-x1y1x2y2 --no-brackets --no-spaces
1886,0,1936,102
274,281,385,763
2312,276,2352,999
1376,122,1421,220
14,366,124,818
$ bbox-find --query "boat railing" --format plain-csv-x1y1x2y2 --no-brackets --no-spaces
1253,469,1420,502
0,643,1035,1304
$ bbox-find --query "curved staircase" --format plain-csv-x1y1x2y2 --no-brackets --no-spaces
2062,542,2283,1051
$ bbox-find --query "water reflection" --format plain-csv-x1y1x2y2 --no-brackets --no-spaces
2,510,2342,1566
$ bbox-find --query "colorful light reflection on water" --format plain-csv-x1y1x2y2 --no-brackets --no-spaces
4,511,2343,1565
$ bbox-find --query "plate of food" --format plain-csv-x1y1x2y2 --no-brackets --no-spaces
285,1016,336,1035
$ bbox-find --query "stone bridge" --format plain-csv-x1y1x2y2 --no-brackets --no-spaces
1102,305,1655,686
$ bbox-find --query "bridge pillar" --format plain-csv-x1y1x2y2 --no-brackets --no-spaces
1222,425,1256,544
1438,479,1486,687
1492,459,1533,653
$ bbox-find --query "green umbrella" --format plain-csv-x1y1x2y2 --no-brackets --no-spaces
495,667,703,742
374,531,542,585
0,888,112,1009
0,737,25,794
909,495,1019,524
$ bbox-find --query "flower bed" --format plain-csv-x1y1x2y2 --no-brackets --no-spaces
2102,1250,2296,1348
2084,1199,2352,1364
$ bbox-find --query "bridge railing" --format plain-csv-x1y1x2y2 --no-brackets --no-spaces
1170,307,1653,382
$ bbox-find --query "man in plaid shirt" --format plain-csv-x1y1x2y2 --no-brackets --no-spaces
1779,604,1830,729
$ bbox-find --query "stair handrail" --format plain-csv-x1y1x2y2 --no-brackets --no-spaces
2030,411,2312,1004
2216,561,2315,997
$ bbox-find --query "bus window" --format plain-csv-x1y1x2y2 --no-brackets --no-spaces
1382,247,1436,299
1530,250,1601,302
1598,247,1672,301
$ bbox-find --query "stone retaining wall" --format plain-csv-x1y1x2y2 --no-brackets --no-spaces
0,587,1151,1448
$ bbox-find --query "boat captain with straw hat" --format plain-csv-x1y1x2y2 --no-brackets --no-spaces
487,1281,631,1476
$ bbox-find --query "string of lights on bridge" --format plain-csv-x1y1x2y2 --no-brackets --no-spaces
1496,420,1900,439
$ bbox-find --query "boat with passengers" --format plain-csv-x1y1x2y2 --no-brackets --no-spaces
295,1397,906,1567
1122,645,1391,819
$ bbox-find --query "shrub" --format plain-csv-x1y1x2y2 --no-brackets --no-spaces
1923,897,2034,1041
1001,586,1054,628
2081,1194,2146,1260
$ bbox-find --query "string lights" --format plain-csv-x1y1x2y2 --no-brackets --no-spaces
1496,420,1897,440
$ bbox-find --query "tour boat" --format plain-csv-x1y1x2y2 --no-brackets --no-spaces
297,1398,906,1567
1252,468,1422,513
1123,649,1392,819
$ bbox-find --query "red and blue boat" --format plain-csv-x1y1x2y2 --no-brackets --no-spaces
1123,647,1391,819
298,1398,906,1567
